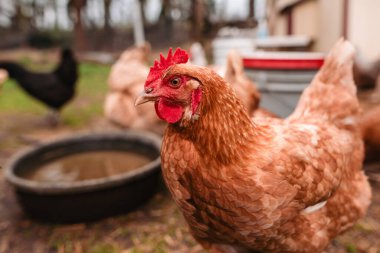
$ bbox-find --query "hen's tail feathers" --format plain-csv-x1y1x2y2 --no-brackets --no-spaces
318,38,356,94
290,39,361,126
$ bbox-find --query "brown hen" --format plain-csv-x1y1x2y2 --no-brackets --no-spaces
136,39,371,253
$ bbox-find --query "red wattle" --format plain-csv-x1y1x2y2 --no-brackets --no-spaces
155,99,184,123
191,88,202,114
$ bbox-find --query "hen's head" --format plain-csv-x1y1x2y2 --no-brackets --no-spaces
135,48,203,124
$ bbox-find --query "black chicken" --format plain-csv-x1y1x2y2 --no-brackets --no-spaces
0,48,78,125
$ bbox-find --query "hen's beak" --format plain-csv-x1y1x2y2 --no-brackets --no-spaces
135,93,158,106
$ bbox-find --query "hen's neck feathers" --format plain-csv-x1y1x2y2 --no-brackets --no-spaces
166,64,266,165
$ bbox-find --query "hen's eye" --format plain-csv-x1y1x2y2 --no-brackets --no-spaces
170,78,181,87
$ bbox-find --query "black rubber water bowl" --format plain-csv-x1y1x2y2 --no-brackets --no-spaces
5,131,162,223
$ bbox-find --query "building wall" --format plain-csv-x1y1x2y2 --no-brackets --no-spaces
293,1,319,41
349,0,380,61
271,0,318,38
270,0,380,60
271,15,287,36
268,0,380,59
316,0,343,52
267,0,288,36
269,0,343,52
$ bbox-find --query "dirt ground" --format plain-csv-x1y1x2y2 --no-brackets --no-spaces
0,114,204,253
0,93,380,253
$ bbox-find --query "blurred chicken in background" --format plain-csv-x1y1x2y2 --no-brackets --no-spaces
360,105,380,163
104,43,166,134
353,49,380,165
224,50,278,118
189,42,207,67
0,48,78,126
190,42,277,118
353,49,380,90
224,50,261,115
189,42,225,77
0,69,8,89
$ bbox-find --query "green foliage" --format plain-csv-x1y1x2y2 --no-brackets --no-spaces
0,79,47,114
62,63,110,127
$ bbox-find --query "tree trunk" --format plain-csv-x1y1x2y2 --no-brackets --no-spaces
11,1,25,32
69,0,87,51
249,0,255,19
191,0,204,41
158,0,173,37
139,0,147,24
54,0,60,30
248,0,255,27
103,0,112,33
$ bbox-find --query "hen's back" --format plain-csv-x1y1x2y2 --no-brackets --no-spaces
281,40,371,250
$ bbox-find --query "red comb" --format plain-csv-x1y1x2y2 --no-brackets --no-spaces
145,48,189,88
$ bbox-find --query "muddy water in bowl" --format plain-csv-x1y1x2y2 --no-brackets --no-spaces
21,151,152,183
